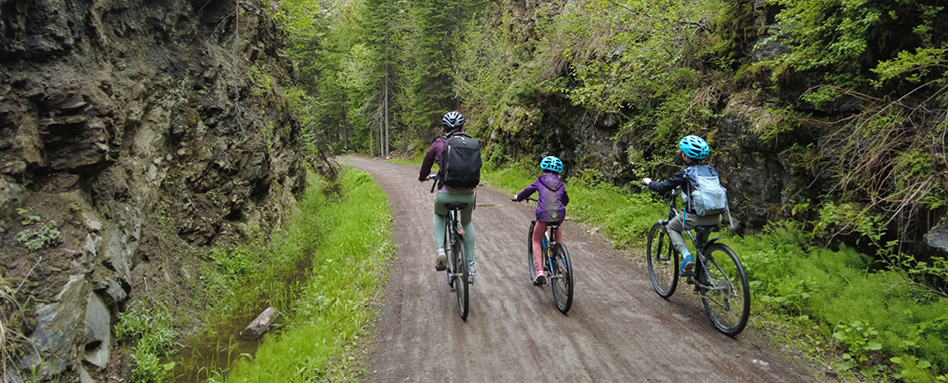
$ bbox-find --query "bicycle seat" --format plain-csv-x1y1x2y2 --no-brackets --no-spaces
444,202,468,210
695,225,720,234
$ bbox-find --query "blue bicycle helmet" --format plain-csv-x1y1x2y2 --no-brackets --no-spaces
442,111,465,130
678,135,710,160
540,156,563,173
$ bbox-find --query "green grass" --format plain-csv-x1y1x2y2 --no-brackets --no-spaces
116,300,179,382
219,167,395,382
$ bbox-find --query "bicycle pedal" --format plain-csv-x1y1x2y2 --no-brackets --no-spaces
686,276,695,285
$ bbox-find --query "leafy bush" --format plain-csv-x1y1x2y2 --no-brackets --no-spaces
116,300,178,383
16,220,60,252
734,223,948,379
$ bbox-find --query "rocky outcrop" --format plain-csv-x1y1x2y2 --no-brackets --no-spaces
0,0,304,381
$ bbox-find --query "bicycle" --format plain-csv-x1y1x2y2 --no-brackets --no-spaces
645,187,750,336
516,197,574,314
430,175,470,320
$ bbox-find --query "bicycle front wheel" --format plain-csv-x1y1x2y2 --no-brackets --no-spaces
700,243,750,336
453,236,470,321
646,222,678,298
550,243,574,314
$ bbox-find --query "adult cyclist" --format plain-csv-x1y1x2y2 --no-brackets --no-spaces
418,111,477,279
641,135,724,277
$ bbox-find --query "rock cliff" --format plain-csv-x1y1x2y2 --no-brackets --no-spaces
0,0,304,381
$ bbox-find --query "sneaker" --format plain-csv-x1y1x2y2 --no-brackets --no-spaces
680,253,695,277
468,262,476,283
435,248,446,271
534,270,545,286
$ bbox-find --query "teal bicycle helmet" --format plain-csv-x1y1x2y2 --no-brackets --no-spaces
540,156,563,173
678,135,710,160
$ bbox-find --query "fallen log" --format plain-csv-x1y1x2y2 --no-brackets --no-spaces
239,306,277,340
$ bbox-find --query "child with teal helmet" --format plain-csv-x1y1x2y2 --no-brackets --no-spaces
514,156,570,284
641,136,723,277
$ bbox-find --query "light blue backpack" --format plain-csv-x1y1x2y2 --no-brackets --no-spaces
683,165,728,216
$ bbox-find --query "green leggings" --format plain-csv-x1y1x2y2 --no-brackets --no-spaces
433,192,476,264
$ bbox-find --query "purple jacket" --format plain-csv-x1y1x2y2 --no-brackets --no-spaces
516,173,569,222
419,130,461,189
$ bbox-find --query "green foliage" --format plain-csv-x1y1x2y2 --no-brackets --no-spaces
16,208,40,225
1,277,34,372
204,245,259,293
16,220,60,252
735,223,948,378
812,201,886,247
116,300,178,383
871,47,948,87
832,320,884,375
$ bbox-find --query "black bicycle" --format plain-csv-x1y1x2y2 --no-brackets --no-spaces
517,198,573,314
646,188,750,336
430,175,470,320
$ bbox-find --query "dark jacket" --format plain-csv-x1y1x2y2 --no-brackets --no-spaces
647,163,719,215
418,130,462,189
516,172,569,222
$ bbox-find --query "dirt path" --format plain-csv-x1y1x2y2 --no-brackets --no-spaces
344,156,819,383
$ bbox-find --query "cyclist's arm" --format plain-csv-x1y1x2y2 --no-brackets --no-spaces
646,169,688,193
514,182,539,201
562,187,570,207
418,140,441,181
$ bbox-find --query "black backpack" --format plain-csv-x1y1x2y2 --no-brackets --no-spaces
439,132,482,189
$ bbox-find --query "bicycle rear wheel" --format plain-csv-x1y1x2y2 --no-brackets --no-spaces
550,243,574,314
445,212,455,287
646,222,678,298
453,236,469,321
700,243,750,336
526,221,537,283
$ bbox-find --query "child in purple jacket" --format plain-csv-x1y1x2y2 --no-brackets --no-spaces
513,156,570,284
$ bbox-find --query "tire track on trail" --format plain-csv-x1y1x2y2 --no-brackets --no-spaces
344,156,818,383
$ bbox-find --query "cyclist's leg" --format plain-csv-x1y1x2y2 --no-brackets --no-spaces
665,215,694,274
668,213,722,275
433,194,450,269
433,194,451,248
532,221,548,276
665,214,689,255
433,214,447,248
457,193,476,265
